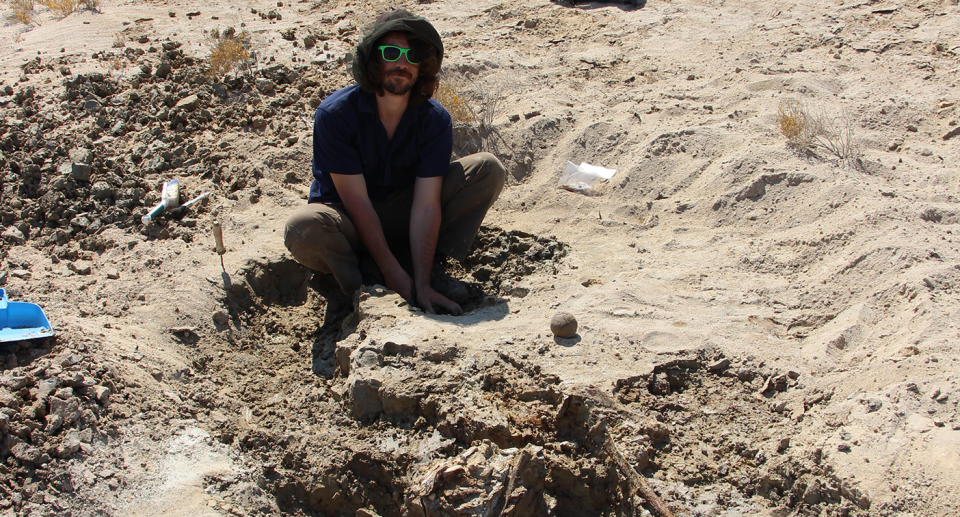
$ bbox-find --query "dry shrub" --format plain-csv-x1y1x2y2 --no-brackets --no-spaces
38,0,79,17
777,99,860,164
777,99,818,148
437,71,506,130
434,70,513,154
207,31,251,79
9,0,96,25
471,79,505,130
37,0,97,17
435,77,475,127
9,0,34,24
815,111,860,164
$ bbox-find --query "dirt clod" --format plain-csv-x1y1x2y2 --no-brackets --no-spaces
550,311,578,338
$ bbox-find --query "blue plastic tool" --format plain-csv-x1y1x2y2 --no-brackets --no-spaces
0,288,54,342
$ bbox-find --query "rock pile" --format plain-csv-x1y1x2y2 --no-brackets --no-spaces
0,37,351,263
460,227,566,297
0,341,120,512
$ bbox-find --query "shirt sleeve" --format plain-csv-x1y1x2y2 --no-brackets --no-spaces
416,103,454,178
313,106,363,176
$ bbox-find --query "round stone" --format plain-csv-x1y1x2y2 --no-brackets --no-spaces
212,310,230,326
550,312,578,338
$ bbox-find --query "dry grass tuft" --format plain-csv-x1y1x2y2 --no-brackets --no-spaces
435,77,475,127
777,99,818,149
434,70,514,155
777,99,861,165
480,86,504,129
206,30,252,79
436,71,506,130
466,79,505,131
9,0,35,24
815,111,860,165
37,0,97,17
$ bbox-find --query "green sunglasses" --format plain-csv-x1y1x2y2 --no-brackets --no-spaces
378,45,421,65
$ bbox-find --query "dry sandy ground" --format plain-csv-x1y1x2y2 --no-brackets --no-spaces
1,0,959,515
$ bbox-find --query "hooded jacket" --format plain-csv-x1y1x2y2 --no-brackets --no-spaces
351,15,444,86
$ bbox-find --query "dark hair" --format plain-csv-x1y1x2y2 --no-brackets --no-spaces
358,10,440,106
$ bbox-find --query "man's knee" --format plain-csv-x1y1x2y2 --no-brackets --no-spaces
283,204,340,257
483,152,506,185
469,152,506,196
284,207,313,247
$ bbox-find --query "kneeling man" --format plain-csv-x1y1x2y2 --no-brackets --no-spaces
284,9,505,315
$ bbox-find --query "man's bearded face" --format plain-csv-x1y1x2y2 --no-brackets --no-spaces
379,33,419,96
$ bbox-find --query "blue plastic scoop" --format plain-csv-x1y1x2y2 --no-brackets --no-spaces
0,288,54,342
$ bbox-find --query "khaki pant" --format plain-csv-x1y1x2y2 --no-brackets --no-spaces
284,152,506,296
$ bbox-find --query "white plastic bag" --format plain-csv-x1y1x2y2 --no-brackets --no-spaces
558,161,617,194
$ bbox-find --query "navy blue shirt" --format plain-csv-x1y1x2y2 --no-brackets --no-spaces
308,84,454,203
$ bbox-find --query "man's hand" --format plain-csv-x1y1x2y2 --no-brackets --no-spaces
408,176,462,315
409,176,449,307
416,286,463,316
330,172,414,301
383,266,414,303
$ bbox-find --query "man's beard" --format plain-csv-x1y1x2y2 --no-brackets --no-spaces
383,70,415,95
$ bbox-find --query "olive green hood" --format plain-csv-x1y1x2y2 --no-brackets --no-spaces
351,15,443,85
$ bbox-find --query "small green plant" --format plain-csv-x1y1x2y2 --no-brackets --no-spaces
9,0,34,24
777,99,860,165
206,30,252,79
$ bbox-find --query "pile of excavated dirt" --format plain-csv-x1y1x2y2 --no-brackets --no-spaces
1,36,349,262
1,0,960,515
0,337,118,511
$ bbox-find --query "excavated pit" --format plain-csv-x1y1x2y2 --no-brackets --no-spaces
187,235,872,517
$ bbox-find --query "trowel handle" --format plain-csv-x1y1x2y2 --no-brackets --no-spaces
141,201,165,224
212,222,226,255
